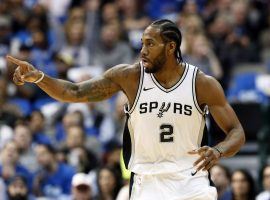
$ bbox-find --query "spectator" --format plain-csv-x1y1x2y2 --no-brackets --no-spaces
179,14,204,57
53,51,74,80
207,13,233,90
0,78,14,149
62,125,98,173
84,0,102,52
13,123,38,173
0,177,6,200
62,173,93,200
55,111,84,143
225,1,258,64
6,175,34,200
0,76,22,127
210,164,231,200
64,99,116,146
93,22,133,69
145,0,180,20
28,110,51,145
102,140,122,176
259,11,270,63
101,2,120,25
97,166,123,200
30,29,57,77
181,0,199,16
38,0,72,23
184,34,223,79
33,143,75,198
117,0,151,53
0,15,12,57
221,169,257,200
0,141,32,190
60,20,90,67
256,165,270,200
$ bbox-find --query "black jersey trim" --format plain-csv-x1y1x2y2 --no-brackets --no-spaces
150,63,188,93
192,67,203,114
126,62,144,114
129,172,135,198
123,114,132,169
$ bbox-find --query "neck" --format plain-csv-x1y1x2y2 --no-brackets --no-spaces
102,194,113,200
45,161,57,173
153,59,184,86
234,194,249,200
217,186,227,197
18,146,29,154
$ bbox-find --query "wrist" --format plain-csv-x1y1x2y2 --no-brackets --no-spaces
213,146,224,158
34,71,45,84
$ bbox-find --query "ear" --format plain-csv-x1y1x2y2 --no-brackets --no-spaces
167,42,176,56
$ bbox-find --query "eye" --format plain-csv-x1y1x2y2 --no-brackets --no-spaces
148,42,154,47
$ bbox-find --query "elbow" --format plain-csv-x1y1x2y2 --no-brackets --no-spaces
241,130,246,147
239,124,246,147
62,84,81,103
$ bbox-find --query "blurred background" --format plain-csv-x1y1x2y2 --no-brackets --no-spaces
0,0,270,199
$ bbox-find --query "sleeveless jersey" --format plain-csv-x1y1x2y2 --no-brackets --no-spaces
123,62,207,175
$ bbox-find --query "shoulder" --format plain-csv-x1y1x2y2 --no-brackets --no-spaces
195,70,226,106
105,63,140,76
59,163,76,175
219,189,233,200
196,70,221,91
104,63,141,84
16,164,30,173
256,191,270,200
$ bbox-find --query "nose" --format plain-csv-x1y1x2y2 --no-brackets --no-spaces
140,45,148,57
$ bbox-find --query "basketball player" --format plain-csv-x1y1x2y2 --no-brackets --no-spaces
7,19,245,199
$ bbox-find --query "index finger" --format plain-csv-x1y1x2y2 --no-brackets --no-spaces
188,146,208,154
196,146,209,154
6,55,23,66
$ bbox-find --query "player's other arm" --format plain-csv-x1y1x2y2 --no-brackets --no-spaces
199,75,245,157
189,71,245,172
7,55,125,103
199,74,245,158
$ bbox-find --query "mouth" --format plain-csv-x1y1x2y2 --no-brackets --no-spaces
141,58,151,67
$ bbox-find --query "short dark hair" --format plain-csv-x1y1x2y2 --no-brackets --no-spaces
150,19,183,63
38,143,56,155
213,163,231,180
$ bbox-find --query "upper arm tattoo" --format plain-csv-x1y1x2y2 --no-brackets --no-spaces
76,76,121,102
75,66,128,102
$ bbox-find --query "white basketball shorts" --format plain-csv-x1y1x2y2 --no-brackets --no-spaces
129,168,217,200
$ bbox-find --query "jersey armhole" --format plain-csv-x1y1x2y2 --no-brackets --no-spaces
124,62,144,115
192,67,204,115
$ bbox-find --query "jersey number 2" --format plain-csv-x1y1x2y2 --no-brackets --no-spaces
160,124,173,142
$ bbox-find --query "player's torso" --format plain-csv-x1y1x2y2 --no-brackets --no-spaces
125,62,206,174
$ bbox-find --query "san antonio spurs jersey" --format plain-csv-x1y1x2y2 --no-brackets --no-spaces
123,62,207,175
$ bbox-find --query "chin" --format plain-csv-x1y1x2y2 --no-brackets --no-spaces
144,65,160,74
144,67,152,73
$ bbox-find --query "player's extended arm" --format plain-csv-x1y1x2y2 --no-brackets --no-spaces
6,55,122,102
189,72,245,171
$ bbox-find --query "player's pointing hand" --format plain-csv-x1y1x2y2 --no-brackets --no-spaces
6,55,44,85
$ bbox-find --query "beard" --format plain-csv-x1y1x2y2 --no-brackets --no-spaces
144,48,166,74
8,194,28,200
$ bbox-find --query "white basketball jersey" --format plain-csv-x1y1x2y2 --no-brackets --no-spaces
123,62,207,175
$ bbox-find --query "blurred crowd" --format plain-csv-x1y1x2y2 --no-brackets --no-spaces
0,0,270,199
